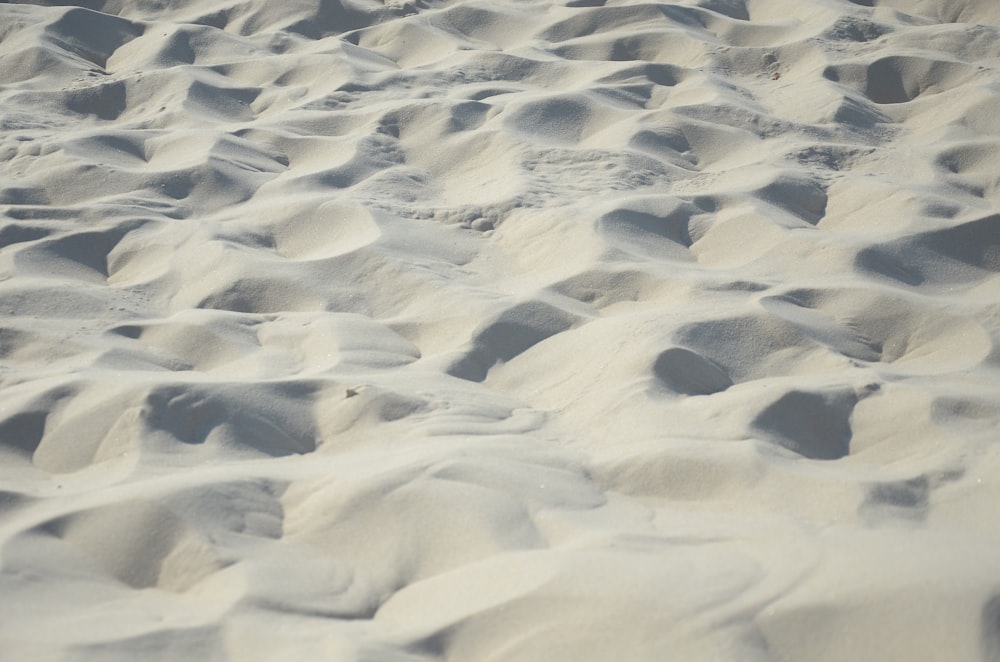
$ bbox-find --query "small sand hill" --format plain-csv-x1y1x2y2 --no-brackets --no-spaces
2,0,1000,660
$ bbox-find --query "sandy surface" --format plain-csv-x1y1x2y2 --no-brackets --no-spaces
2,0,1000,659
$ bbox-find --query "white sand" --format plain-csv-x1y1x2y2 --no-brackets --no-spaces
2,0,1000,659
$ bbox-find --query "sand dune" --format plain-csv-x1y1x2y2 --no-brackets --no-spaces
2,0,1000,659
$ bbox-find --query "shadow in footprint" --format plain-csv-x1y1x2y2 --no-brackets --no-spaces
652,347,732,395
597,206,695,261
856,213,1000,287
0,411,48,456
448,301,577,382
753,389,857,460
858,476,930,524
982,594,1000,662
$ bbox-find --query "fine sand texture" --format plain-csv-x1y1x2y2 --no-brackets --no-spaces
3,0,1000,659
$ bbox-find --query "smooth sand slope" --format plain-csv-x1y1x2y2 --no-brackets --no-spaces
2,0,1000,659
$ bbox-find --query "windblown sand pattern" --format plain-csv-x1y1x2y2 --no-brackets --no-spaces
2,0,1000,659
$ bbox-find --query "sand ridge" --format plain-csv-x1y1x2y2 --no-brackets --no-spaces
2,0,1000,659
